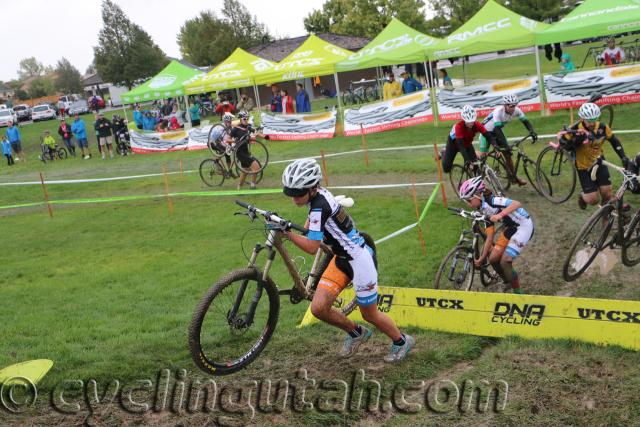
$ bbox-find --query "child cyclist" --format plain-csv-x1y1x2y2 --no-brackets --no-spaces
458,176,535,294
282,158,415,362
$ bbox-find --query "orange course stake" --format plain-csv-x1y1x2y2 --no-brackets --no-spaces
433,143,448,208
39,172,53,218
320,149,330,186
360,124,369,167
569,107,574,124
411,180,427,256
162,164,174,215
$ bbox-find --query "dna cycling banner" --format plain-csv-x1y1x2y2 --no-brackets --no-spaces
544,64,640,110
129,127,211,153
436,77,542,121
260,111,337,141
343,90,433,136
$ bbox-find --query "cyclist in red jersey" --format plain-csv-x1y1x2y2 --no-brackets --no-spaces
441,105,495,173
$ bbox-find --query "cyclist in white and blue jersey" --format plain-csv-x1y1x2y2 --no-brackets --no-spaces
282,158,415,363
459,176,534,294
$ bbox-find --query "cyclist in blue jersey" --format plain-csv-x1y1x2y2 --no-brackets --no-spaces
282,158,415,362
459,176,535,294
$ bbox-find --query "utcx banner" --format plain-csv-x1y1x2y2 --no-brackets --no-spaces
436,77,542,121
343,90,433,136
544,64,640,110
260,111,336,141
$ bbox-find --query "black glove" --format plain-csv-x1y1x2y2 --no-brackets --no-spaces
531,132,538,143
622,156,630,170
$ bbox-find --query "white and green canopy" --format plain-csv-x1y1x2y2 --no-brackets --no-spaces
121,60,204,104
431,0,550,60
185,48,276,94
336,18,440,71
537,0,640,45
254,34,354,85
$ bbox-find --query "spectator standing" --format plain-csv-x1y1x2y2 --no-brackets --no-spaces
598,37,625,66
270,85,282,112
383,74,402,100
90,96,100,113
401,71,423,94
439,69,453,89
161,100,173,117
58,118,76,157
94,113,114,159
2,135,14,165
560,53,575,75
189,100,201,127
236,93,255,112
295,83,311,113
281,90,294,114
71,114,91,159
133,105,143,129
215,98,236,118
5,121,25,162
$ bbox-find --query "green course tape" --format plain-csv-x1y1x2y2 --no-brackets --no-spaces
418,182,440,224
0,201,45,210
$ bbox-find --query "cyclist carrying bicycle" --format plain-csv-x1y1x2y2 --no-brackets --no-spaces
459,176,534,294
209,113,235,171
555,102,630,209
282,158,415,362
480,94,538,186
441,105,496,174
223,111,266,190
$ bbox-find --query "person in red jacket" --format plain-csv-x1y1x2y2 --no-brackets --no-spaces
57,118,76,157
441,105,495,173
214,95,236,118
280,89,294,114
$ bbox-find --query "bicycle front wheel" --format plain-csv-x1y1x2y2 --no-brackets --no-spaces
449,164,472,197
235,141,269,175
199,158,225,187
434,245,475,291
189,267,280,376
622,210,640,267
523,156,552,197
57,148,68,159
485,153,510,194
563,204,614,282
536,146,577,204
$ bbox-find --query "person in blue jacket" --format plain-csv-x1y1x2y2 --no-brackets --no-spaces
401,71,423,94
71,114,91,159
295,83,311,113
5,121,25,162
133,104,143,129
2,135,14,165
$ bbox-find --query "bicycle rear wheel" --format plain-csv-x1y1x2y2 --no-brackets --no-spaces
57,148,68,159
449,163,472,197
622,210,640,267
536,146,577,204
235,140,269,174
434,245,475,290
563,204,614,282
600,105,614,128
189,267,279,376
199,158,225,187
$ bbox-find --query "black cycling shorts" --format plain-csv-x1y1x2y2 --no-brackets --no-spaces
578,165,611,194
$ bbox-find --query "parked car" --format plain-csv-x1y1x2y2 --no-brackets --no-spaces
31,104,57,122
67,99,89,116
13,104,31,122
0,108,18,127
89,95,106,110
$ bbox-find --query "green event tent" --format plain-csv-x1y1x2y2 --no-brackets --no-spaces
184,48,276,95
254,34,354,85
430,0,550,60
121,60,204,104
537,0,640,45
335,18,440,71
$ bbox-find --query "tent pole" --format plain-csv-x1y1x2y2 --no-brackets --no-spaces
235,88,241,105
122,105,128,123
253,83,262,110
183,95,192,129
462,57,467,85
376,66,383,99
534,46,549,116
334,71,342,111
425,59,439,127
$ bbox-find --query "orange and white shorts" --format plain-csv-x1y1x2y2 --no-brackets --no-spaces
317,247,378,306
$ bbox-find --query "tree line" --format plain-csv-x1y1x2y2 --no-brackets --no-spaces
4,0,571,101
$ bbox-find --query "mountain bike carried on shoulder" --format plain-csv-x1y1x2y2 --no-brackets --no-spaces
434,207,501,291
562,159,640,281
189,201,375,375
199,125,269,187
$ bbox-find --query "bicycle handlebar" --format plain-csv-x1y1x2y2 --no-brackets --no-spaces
235,200,307,234
448,206,489,222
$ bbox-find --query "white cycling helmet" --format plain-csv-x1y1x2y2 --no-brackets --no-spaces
502,93,519,105
461,105,477,123
237,110,250,120
222,112,234,123
578,102,601,120
459,176,485,200
282,158,323,197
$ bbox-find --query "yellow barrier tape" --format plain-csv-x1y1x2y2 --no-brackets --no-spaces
300,287,640,351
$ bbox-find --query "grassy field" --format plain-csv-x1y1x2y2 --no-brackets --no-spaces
1,99,640,425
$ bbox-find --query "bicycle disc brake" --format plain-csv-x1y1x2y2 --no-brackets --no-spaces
227,311,251,335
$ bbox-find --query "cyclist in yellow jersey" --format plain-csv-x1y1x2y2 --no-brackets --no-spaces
557,102,629,209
